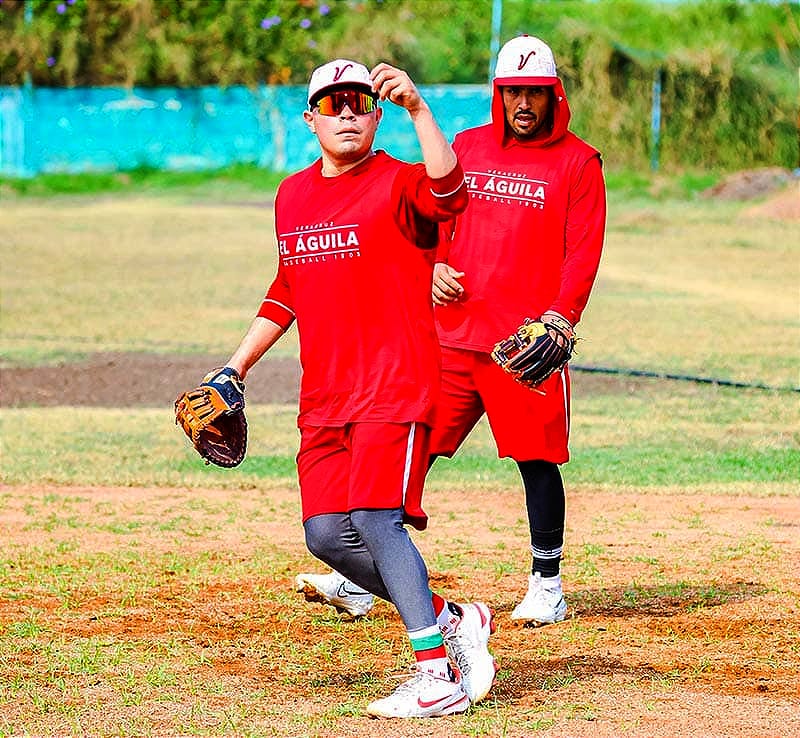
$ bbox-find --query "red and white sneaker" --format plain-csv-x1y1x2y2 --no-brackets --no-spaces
366,664,470,718
442,602,498,703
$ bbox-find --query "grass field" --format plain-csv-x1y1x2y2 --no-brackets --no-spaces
0,175,798,737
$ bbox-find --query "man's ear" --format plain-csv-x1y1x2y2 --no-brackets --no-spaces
303,109,315,133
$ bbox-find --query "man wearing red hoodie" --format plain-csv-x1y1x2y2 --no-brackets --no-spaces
297,35,606,627
429,34,606,624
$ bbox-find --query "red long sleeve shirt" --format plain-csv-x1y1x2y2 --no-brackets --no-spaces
435,80,606,352
258,151,467,428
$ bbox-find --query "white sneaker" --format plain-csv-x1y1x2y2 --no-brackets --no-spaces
366,665,470,718
294,572,374,618
441,602,497,703
510,573,567,624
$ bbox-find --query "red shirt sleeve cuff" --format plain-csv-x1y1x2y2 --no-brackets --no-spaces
428,162,466,198
257,298,295,330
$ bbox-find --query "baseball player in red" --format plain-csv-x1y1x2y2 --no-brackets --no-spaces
430,33,606,624
297,35,606,628
218,59,496,717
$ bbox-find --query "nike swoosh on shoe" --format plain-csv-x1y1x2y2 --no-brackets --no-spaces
337,583,366,597
417,694,457,709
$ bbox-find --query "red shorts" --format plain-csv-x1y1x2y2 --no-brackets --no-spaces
430,346,571,463
296,422,431,531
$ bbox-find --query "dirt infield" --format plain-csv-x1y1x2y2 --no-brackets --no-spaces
3,482,799,737
0,353,302,408
2,354,799,736
1,352,653,409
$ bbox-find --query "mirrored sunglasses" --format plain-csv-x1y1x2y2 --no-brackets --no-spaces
313,89,377,116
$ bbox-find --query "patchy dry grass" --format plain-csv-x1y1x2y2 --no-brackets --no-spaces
1,483,798,737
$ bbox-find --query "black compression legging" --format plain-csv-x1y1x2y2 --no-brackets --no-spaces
517,459,566,577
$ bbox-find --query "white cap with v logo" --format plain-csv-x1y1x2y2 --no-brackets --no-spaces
493,35,558,86
307,59,374,105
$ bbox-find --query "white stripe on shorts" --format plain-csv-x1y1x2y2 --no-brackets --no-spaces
402,423,416,505
560,367,570,436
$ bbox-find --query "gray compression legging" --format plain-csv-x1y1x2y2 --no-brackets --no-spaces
303,508,436,632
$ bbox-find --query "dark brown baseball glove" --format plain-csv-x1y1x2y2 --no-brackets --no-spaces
491,314,575,389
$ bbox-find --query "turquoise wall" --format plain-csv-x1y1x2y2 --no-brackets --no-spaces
0,85,491,177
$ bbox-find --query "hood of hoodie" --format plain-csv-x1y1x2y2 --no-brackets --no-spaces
490,35,571,148
490,78,571,148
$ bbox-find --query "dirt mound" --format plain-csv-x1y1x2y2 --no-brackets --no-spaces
741,182,800,221
699,167,800,221
702,166,795,201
